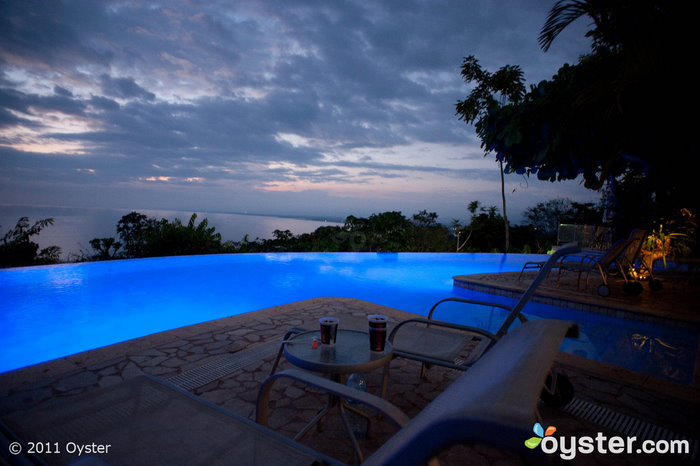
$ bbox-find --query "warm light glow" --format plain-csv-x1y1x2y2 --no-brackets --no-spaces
7,140,89,155
1,109,96,154
139,175,204,183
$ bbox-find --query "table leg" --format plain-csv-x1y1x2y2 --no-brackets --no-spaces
293,394,335,440
339,401,365,464
292,374,372,464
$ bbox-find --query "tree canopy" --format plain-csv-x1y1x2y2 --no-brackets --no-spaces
456,56,526,251
459,0,698,226
0,217,60,267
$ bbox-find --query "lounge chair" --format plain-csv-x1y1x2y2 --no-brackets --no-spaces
518,226,619,280
1,317,576,465
517,250,583,280
382,242,580,401
555,229,647,297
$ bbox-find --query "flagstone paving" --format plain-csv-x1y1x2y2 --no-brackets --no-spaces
1,291,698,465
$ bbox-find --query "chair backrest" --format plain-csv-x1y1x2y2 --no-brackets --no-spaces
621,229,647,268
597,229,647,269
597,238,632,267
495,242,580,337
364,319,577,466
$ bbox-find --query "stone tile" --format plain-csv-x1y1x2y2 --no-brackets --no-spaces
1,296,698,465
98,375,123,388
54,371,98,392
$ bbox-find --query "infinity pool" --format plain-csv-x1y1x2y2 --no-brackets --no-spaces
1,253,696,384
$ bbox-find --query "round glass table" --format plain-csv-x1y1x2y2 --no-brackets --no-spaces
281,329,393,462
283,329,393,375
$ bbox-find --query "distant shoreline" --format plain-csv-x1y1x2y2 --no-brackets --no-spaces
0,203,346,225
0,205,345,258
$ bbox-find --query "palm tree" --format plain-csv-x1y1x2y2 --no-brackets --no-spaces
456,56,525,252
539,0,643,53
536,0,694,224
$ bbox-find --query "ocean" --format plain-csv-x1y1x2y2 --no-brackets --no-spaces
0,205,343,260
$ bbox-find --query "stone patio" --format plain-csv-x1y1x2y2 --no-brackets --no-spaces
1,272,699,465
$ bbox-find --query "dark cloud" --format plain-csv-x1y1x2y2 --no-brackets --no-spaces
0,0,595,219
99,75,155,101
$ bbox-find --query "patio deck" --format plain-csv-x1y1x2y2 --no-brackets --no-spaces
1,271,699,464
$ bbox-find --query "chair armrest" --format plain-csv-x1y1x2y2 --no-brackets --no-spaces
427,297,517,321
256,369,410,429
388,317,498,344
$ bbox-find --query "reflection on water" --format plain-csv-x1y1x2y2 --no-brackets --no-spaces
449,287,697,386
630,333,689,382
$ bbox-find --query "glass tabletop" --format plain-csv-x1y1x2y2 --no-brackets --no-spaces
284,329,393,374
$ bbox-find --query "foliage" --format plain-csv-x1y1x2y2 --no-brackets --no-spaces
236,211,450,253
642,209,697,266
142,213,222,257
460,202,506,252
109,212,223,258
455,56,526,123
456,56,526,251
367,211,416,252
36,245,62,264
523,198,603,239
469,0,698,218
117,212,159,258
3,199,611,268
0,217,60,267
89,237,123,260
412,210,452,252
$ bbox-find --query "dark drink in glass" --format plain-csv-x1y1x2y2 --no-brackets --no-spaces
368,314,387,352
319,317,338,346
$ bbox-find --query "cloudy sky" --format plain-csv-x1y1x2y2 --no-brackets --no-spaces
0,0,598,224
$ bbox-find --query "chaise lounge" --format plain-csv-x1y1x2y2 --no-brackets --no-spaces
383,242,580,400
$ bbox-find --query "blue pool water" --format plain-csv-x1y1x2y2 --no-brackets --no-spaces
1,253,696,384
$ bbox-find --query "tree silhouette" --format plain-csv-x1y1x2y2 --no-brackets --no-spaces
0,217,60,267
89,237,123,260
456,56,525,252
470,0,697,228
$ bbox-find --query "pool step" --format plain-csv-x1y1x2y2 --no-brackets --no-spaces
166,340,279,391
564,397,698,461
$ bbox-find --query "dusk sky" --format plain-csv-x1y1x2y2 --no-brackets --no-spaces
1,0,599,224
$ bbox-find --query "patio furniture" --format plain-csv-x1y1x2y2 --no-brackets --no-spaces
1,373,341,466
382,242,580,401
258,318,578,465
272,328,394,461
518,250,586,280
281,329,393,375
1,319,574,466
556,229,647,296
518,225,617,280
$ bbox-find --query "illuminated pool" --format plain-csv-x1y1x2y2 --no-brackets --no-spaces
1,253,696,384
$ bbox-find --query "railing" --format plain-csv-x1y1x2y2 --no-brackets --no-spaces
558,224,612,251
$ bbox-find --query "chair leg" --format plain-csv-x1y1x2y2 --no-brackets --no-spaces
420,362,428,379
380,362,391,399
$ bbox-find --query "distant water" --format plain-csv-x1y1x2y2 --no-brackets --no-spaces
0,205,343,259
